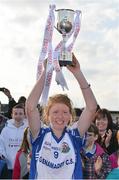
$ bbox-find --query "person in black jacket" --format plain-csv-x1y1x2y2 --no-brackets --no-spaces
0,114,8,133
0,87,26,119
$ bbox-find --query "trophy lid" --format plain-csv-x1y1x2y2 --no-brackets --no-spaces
55,9,74,12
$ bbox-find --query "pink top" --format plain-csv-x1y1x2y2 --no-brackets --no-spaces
109,152,118,169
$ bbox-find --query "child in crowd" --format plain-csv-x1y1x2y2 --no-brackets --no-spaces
22,153,32,179
12,127,31,179
81,123,111,179
0,104,27,179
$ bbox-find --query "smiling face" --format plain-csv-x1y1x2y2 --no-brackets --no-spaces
48,103,72,134
12,107,25,122
94,109,113,134
95,115,108,133
43,94,74,138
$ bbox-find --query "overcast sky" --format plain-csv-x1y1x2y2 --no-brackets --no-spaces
0,0,119,110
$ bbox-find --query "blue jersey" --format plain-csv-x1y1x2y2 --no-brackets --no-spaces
30,127,84,179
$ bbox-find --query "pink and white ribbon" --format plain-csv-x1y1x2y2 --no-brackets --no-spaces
37,5,55,105
53,10,82,89
36,5,82,105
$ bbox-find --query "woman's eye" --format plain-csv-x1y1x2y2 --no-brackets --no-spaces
53,111,58,114
64,111,68,114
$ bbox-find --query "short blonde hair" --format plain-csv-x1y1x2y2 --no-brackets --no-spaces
43,94,76,125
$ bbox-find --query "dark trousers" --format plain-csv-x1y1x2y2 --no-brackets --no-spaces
1,169,13,179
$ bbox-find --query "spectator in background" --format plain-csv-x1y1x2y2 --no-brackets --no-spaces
74,108,82,122
106,150,119,180
81,123,111,179
0,87,16,118
22,153,32,179
12,127,32,179
94,108,118,155
0,157,8,179
0,155,9,179
109,130,119,169
0,114,8,133
115,117,119,129
0,87,26,119
0,104,27,179
18,96,26,106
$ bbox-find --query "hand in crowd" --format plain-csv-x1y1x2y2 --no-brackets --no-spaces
105,129,112,147
0,87,12,99
94,156,103,174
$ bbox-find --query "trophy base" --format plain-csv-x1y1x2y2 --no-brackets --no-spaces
58,52,72,66
59,60,73,66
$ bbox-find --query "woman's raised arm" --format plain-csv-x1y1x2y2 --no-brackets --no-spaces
67,54,97,136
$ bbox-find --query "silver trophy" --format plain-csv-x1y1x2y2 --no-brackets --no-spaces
56,9,75,66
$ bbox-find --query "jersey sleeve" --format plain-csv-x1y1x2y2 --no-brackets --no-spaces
68,128,86,149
